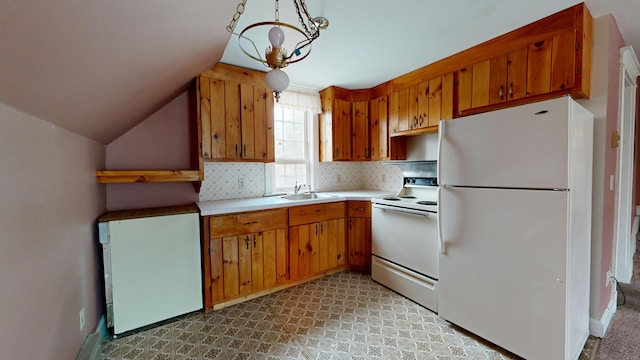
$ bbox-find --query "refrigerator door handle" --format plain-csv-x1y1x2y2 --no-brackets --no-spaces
438,187,445,254
437,120,445,184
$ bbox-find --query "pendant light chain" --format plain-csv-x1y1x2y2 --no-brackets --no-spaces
226,0,247,33
275,0,280,22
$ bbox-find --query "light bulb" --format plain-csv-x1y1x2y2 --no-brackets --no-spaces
265,68,289,92
268,26,285,48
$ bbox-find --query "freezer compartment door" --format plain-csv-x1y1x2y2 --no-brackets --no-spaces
438,187,572,360
438,97,578,189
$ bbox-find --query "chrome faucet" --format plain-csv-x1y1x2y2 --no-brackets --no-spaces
294,181,307,194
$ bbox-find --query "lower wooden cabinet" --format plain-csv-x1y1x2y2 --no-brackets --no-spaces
202,201,353,311
347,201,372,273
289,202,347,280
289,219,346,280
203,208,288,310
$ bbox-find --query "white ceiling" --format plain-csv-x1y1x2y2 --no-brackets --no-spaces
1,1,638,144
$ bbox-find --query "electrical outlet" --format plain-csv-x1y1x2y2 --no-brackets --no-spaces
381,174,387,183
336,174,341,183
238,178,245,189
79,307,85,332
606,270,614,287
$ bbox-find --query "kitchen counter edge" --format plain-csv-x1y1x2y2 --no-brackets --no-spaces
197,190,394,216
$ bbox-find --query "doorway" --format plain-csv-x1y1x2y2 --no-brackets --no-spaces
614,46,640,283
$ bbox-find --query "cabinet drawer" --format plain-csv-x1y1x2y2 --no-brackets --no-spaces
209,208,287,238
289,202,346,226
348,201,371,217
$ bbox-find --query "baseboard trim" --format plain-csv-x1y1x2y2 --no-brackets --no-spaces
589,289,617,337
75,315,106,360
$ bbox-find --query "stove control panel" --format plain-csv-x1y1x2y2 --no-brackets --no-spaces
404,177,438,186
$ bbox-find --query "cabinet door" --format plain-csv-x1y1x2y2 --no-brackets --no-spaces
289,224,310,280
199,76,228,160
335,99,352,160
347,201,371,272
352,100,369,160
489,48,527,105
348,217,371,271
369,95,389,160
527,38,552,97
250,229,287,290
397,88,410,132
551,30,576,92
326,218,346,268
221,236,240,298
471,60,491,108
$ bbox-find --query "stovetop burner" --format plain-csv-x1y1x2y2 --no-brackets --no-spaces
383,197,400,201
399,195,416,199
416,201,437,206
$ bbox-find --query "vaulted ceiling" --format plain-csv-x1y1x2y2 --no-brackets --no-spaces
1,1,638,144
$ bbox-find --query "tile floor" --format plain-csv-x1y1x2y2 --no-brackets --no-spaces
100,271,593,360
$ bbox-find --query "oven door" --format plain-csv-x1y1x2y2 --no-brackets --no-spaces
371,203,438,279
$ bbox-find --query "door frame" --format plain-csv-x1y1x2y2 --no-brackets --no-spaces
614,46,640,283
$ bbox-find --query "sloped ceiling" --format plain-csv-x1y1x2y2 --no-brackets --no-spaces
0,1,638,144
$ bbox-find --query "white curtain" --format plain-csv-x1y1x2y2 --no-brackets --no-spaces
277,89,322,114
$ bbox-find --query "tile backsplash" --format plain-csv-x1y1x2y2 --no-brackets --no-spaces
199,161,403,202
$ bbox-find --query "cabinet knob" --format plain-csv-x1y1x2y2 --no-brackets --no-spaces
499,85,504,100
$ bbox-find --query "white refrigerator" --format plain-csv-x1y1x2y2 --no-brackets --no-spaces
437,97,593,360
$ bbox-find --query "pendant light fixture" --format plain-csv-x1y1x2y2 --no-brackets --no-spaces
226,0,328,101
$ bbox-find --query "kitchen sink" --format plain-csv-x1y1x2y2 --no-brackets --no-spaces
280,193,321,201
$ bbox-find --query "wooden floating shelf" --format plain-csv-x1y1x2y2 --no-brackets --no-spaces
96,170,203,184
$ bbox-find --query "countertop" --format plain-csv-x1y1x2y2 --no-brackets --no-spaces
197,189,394,216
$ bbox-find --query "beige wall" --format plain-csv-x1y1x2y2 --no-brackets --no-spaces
105,88,199,211
580,14,625,334
0,103,105,359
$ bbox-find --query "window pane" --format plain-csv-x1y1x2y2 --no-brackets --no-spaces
273,104,309,191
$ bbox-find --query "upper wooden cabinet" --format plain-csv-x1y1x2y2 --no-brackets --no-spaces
455,4,591,115
351,90,370,161
388,73,454,136
197,63,275,162
369,94,389,161
319,86,352,161
457,30,582,115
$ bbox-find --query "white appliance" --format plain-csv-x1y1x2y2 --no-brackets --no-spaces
437,96,593,360
371,161,439,312
98,205,203,336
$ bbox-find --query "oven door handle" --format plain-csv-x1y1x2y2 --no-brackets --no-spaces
373,203,430,217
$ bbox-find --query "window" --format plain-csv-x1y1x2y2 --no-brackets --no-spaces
273,104,310,192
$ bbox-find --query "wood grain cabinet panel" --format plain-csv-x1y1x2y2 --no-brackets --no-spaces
203,208,288,311
197,63,274,162
347,201,372,273
369,95,389,161
319,87,352,161
351,100,369,160
288,203,347,281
